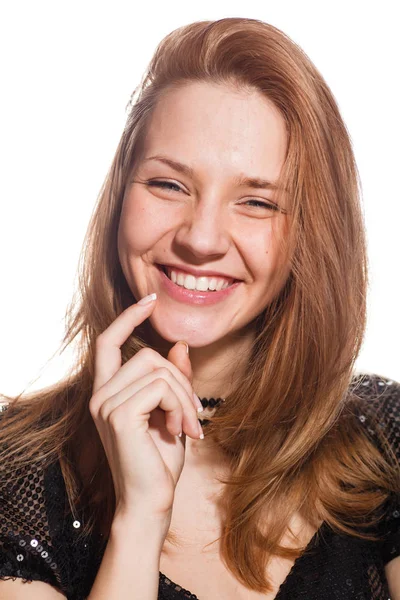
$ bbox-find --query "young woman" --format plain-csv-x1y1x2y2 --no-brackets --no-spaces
0,17,399,600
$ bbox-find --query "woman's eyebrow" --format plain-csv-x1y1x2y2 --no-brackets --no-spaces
142,154,281,191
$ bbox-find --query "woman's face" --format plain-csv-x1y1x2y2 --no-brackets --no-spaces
118,81,291,348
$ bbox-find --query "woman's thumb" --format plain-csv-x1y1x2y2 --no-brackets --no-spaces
167,341,193,384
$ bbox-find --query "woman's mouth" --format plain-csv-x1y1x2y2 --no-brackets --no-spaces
156,264,241,306
160,265,235,291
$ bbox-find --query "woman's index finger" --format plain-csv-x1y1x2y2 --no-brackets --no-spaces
92,299,156,395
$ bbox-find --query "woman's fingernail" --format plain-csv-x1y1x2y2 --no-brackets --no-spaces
138,293,157,305
178,341,189,354
198,419,205,440
194,393,204,412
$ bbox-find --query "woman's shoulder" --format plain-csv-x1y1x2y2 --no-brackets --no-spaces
348,371,400,434
0,451,100,598
349,370,400,397
0,442,64,590
347,371,400,469
0,406,105,598
348,372,400,564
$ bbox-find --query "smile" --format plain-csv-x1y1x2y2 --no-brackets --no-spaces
162,265,235,292
156,264,241,306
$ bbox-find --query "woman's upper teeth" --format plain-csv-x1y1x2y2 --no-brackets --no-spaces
166,267,234,291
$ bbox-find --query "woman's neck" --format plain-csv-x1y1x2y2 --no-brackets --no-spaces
190,341,248,398
147,326,255,398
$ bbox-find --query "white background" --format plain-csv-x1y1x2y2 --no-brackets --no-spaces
0,0,398,397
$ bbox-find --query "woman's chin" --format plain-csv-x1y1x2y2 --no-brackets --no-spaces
149,312,226,349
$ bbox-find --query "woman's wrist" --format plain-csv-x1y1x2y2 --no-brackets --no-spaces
111,506,171,545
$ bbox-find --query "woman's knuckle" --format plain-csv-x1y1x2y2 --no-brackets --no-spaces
137,347,155,362
108,408,123,431
157,366,171,380
153,377,170,394
89,394,100,416
98,402,109,422
155,377,170,394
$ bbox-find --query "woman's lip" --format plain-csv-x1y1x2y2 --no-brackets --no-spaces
157,265,241,306
156,263,240,282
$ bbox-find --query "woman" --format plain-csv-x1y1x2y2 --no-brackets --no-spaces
0,16,399,600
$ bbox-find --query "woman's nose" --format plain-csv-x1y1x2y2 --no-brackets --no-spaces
174,200,230,259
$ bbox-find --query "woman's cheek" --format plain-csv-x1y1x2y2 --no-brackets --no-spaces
137,196,182,232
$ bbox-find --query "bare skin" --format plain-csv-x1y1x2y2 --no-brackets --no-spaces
160,457,321,600
71,81,302,599
117,80,292,467
115,81,312,598
3,83,400,600
161,347,320,600
0,82,299,599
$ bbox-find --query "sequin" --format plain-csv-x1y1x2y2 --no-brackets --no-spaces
1,373,400,600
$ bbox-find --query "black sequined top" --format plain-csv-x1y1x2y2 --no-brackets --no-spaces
1,373,399,599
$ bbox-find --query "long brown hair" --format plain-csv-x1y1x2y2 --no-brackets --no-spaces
1,17,399,594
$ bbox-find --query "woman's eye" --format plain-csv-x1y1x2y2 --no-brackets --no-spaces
244,199,279,211
146,181,279,212
147,180,182,192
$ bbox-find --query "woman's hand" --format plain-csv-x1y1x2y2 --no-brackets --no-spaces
89,294,204,522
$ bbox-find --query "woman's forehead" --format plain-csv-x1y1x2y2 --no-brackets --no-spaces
137,83,287,190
